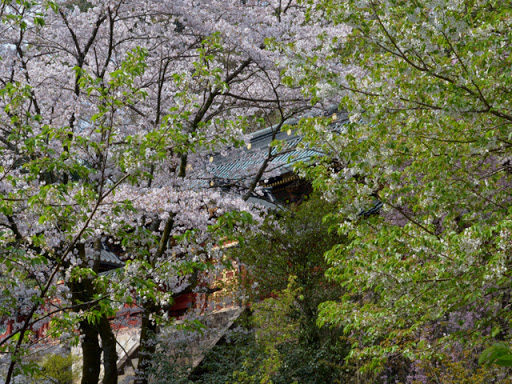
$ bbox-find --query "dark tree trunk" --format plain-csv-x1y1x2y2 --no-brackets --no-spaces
135,310,158,384
72,242,119,384
80,320,101,384
98,315,118,384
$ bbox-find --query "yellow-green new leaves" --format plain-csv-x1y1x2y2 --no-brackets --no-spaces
291,0,512,375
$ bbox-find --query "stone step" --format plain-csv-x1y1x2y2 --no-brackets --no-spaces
118,358,138,384
115,307,244,382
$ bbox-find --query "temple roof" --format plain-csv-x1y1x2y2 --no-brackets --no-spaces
86,245,124,269
208,112,349,182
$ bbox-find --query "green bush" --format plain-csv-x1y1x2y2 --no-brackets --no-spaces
36,353,76,384
190,195,352,384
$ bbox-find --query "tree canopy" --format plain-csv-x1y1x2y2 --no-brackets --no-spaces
0,0,331,382
283,0,512,380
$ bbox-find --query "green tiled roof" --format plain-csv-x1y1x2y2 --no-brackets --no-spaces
208,113,349,181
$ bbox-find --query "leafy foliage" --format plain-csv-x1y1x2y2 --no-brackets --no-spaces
190,196,352,384
36,354,77,384
232,194,345,299
278,0,512,378
479,343,512,368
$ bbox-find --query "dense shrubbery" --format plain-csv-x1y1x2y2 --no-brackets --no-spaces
190,196,353,384
36,354,76,384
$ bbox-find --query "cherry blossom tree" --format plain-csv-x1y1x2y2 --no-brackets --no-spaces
0,0,328,383
0,0,349,383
